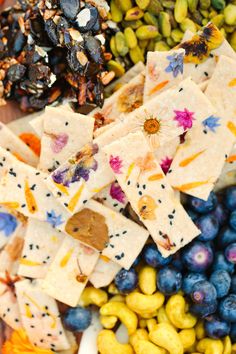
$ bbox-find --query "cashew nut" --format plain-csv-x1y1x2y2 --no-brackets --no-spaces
197,338,224,354
108,283,120,294
129,328,149,346
223,336,232,354
100,315,118,329
109,295,125,303
166,294,197,329
140,311,159,319
157,306,173,326
132,340,167,354
80,287,108,307
97,330,134,354
139,266,157,295
232,343,236,353
179,328,196,349
126,291,164,315
146,318,157,332
100,302,138,335
149,323,184,354
195,320,206,340
139,319,147,328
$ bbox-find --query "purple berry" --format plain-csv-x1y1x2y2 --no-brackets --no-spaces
190,301,218,318
186,208,199,221
143,243,172,268
212,252,234,274
211,203,228,226
182,272,207,295
224,186,236,211
157,266,182,295
209,270,231,298
225,243,236,264
219,294,236,322
182,241,214,272
195,214,219,242
191,280,217,305
115,268,138,294
204,316,231,339
217,227,236,248
186,192,217,214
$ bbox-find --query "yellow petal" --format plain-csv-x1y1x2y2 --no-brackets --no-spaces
149,80,169,95
228,78,236,87
68,183,85,212
0,202,20,209
99,255,110,262
179,150,205,167
60,248,74,267
53,181,69,196
227,121,236,136
125,162,135,181
24,179,38,214
173,180,209,192
148,173,164,181
19,259,41,266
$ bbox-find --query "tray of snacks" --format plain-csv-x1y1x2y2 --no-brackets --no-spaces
1,0,236,353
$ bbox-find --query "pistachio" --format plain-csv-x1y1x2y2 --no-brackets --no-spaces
211,14,224,28
129,45,145,63
110,36,119,57
171,28,184,42
115,0,133,12
224,24,236,33
180,18,197,32
136,0,151,10
124,27,138,49
191,9,203,24
139,39,150,48
202,18,209,25
144,12,159,26
110,0,123,22
154,40,170,50
125,7,145,21
166,9,178,28
147,39,155,50
159,11,171,37
209,9,218,18
224,4,236,25
115,32,129,56
122,19,144,29
187,0,199,12
147,0,163,15
136,25,160,39
107,60,125,77
199,9,209,18
174,0,188,22
161,0,175,9
211,0,226,10
199,0,211,9
166,35,176,46
230,30,236,50
220,27,226,37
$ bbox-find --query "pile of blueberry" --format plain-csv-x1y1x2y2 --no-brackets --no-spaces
114,186,236,341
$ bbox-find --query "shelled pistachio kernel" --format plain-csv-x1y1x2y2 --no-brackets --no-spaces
180,18,197,33
115,32,129,56
159,11,171,37
129,45,145,63
136,25,159,39
110,36,119,57
115,0,133,12
125,7,145,21
107,60,125,77
124,27,138,49
110,0,123,22
224,4,236,25
154,40,170,51
144,11,159,27
174,0,188,23
171,28,184,42
136,0,151,10
211,14,224,28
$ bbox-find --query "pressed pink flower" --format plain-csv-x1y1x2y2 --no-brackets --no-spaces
160,156,173,174
109,155,123,174
173,108,195,130
51,133,69,153
110,182,126,204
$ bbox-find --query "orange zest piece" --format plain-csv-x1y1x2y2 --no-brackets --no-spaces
12,152,26,163
148,173,164,181
173,180,210,192
179,150,205,167
60,248,74,267
24,179,38,214
227,121,236,136
226,155,236,163
68,183,85,212
228,78,236,87
19,133,41,156
149,80,169,95
0,202,20,209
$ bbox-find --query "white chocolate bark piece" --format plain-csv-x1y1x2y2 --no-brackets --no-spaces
144,49,185,102
95,77,215,150
0,272,22,330
46,140,115,214
94,181,128,213
42,236,99,307
0,147,71,224
168,55,236,200
154,137,180,175
18,218,65,279
39,108,94,173
180,26,236,84
103,131,200,257
0,206,23,250
0,223,26,275
15,279,70,351
0,122,38,167
215,146,236,191
89,256,121,288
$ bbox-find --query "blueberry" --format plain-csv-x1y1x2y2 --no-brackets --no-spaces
231,275,236,293
115,268,138,294
204,315,231,339
186,208,199,221
143,243,172,268
191,280,217,305
132,254,142,267
157,266,182,295
219,294,236,322
190,301,218,318
182,272,207,295
63,306,92,332
217,227,236,248
195,214,219,242
210,203,228,226
209,270,231,298
172,252,184,271
224,186,236,211
225,243,236,264
230,323,236,342
182,241,214,272
229,211,236,231
186,191,217,214
211,252,234,274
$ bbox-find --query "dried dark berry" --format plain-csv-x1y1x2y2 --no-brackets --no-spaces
12,31,26,54
76,5,98,33
28,64,50,82
29,96,48,109
92,18,101,33
7,64,26,82
59,0,80,20
30,15,52,47
57,16,69,33
45,19,58,46
94,79,104,107
84,36,103,65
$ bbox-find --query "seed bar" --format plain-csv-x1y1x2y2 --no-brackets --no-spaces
143,49,185,102
39,108,94,173
0,272,22,330
18,218,65,279
94,181,128,213
103,131,200,257
42,236,99,307
168,55,236,200
0,122,38,167
15,279,70,351
89,256,121,288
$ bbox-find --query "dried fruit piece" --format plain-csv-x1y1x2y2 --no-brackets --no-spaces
76,5,99,32
59,0,80,19
7,64,26,82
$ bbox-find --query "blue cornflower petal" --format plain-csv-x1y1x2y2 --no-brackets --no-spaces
165,52,184,78
46,210,64,228
0,212,18,237
202,116,221,133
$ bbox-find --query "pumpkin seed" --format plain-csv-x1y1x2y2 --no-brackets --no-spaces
124,27,138,48
136,25,160,39
125,7,145,21
115,32,129,56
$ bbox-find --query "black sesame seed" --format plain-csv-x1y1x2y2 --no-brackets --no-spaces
178,87,183,92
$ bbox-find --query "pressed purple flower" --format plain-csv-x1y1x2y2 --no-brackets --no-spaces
160,156,173,174
51,133,69,153
174,108,195,130
165,52,184,78
110,182,126,204
52,167,70,186
109,155,123,174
